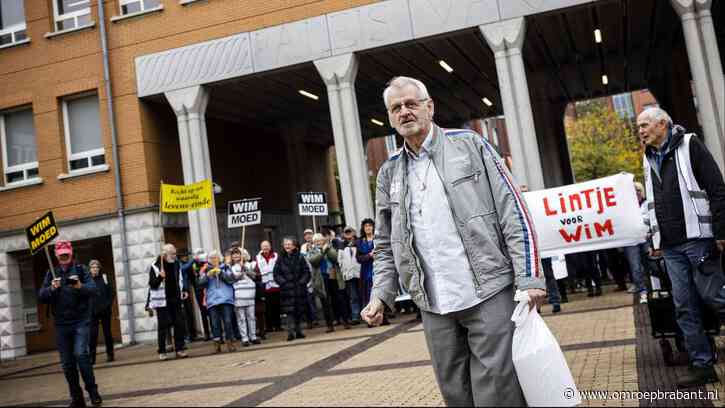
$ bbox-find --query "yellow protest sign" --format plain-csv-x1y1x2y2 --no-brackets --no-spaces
161,180,213,213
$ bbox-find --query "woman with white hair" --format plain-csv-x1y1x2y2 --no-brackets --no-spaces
305,233,337,333
198,249,240,353
231,247,260,346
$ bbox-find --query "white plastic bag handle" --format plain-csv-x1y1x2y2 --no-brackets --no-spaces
511,290,536,327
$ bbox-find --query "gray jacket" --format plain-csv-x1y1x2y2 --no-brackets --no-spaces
371,125,545,312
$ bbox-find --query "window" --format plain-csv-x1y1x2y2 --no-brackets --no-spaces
0,0,27,46
62,94,105,172
53,0,92,31
612,93,635,120
0,108,38,185
120,0,161,15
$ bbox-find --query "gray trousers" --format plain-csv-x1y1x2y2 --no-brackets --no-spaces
421,285,525,407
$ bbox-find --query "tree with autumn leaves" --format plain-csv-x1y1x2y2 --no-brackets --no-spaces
566,100,643,183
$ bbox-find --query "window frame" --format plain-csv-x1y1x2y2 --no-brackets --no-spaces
0,0,28,46
61,92,106,174
52,0,92,31
0,107,39,186
119,0,160,15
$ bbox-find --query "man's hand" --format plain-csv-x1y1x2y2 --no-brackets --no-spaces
527,288,546,311
51,278,61,290
717,240,725,252
361,297,385,326
159,268,166,279
72,281,82,290
181,291,189,301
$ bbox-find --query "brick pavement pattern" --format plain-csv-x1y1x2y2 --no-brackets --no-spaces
0,285,722,407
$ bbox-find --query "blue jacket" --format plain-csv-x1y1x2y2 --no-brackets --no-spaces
198,263,238,308
38,263,97,326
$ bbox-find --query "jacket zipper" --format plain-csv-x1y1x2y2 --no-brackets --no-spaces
451,171,481,187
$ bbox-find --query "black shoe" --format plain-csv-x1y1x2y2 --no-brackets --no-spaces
242,341,251,347
89,390,103,407
552,304,562,313
351,320,361,326
69,397,87,408
380,317,390,326
106,354,114,363
204,335,211,342
326,326,335,333
560,296,569,304
287,333,295,341
595,287,603,296
251,339,261,345
295,332,306,339
259,334,267,340
677,366,719,388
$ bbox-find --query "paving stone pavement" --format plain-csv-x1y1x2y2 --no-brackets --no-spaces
0,285,722,407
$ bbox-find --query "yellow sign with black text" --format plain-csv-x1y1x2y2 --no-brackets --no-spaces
161,180,213,213
26,211,59,255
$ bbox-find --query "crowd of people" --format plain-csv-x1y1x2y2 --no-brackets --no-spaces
144,218,389,359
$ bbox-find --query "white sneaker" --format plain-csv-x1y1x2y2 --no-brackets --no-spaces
639,293,648,304
627,284,638,294
159,353,168,361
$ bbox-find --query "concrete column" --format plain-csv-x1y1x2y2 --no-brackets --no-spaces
165,85,221,252
695,0,724,132
282,122,309,236
0,252,26,359
314,53,373,226
480,18,545,190
672,0,725,170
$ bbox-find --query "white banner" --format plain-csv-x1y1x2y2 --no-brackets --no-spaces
523,173,648,258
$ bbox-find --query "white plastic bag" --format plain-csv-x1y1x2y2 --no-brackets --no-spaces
511,290,581,407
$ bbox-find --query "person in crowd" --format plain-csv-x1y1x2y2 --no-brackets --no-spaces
199,250,239,353
540,258,562,313
623,181,650,304
251,255,267,340
225,246,243,343
39,239,103,407
567,251,602,297
177,248,197,342
148,244,190,361
300,229,315,255
321,229,351,329
306,233,337,333
273,237,312,341
362,76,545,406
183,249,211,341
257,240,282,332
88,259,115,365
639,107,725,387
231,247,260,346
339,226,362,325
356,219,375,310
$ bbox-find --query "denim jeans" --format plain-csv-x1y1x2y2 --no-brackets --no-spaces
662,238,716,367
56,321,98,400
541,258,561,306
623,243,648,293
346,278,361,322
209,303,235,342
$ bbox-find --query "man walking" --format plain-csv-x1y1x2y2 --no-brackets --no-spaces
362,76,546,406
639,107,725,387
39,239,103,407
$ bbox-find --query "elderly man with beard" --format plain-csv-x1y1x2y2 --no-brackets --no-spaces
361,76,546,406
39,239,103,407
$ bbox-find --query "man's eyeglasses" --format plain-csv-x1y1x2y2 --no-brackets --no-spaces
389,98,429,115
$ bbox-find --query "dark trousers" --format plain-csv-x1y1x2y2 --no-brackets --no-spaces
305,292,317,323
193,289,211,339
361,276,373,309
255,299,266,337
265,291,282,330
325,277,349,323
89,309,114,363
286,311,303,336
182,297,197,339
209,303,235,342
56,321,98,400
156,303,186,354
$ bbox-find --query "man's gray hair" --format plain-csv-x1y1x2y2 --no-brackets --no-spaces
638,107,673,127
383,76,431,109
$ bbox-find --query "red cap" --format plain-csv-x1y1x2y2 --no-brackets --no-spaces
54,240,73,256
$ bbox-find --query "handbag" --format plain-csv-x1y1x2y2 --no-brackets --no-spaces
694,244,725,318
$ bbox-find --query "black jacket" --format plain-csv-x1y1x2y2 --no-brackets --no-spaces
91,273,115,316
273,250,311,315
645,125,725,248
148,258,188,305
38,263,97,326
